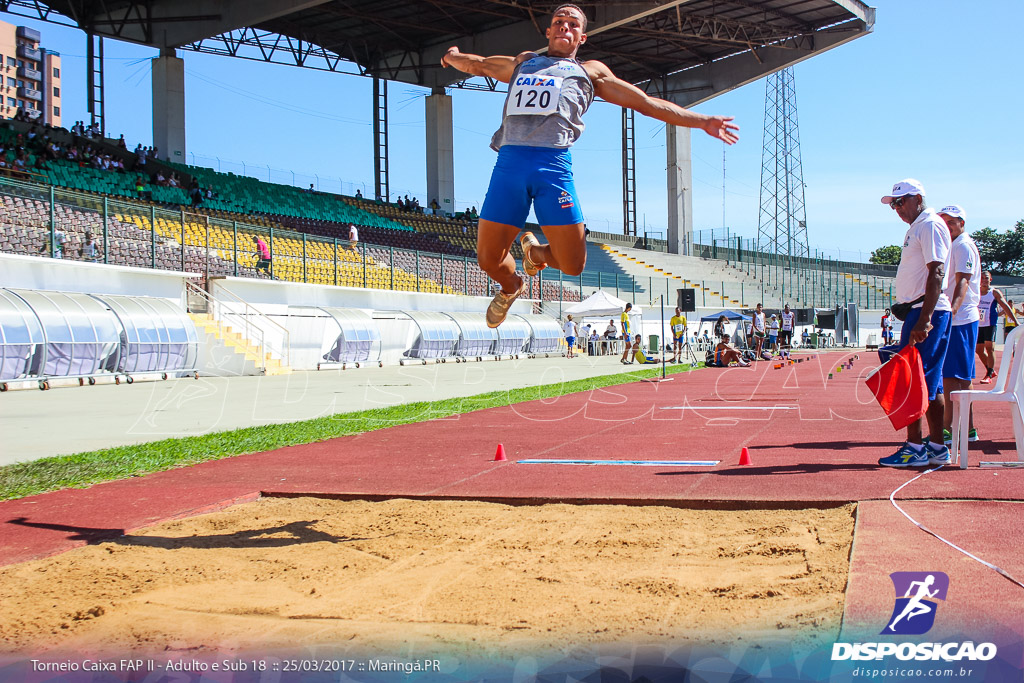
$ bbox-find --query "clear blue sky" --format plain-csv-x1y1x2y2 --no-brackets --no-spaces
6,0,1022,262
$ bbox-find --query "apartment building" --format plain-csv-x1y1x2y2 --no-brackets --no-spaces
0,19,62,126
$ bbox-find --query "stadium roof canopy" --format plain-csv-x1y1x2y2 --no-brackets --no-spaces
3,0,874,105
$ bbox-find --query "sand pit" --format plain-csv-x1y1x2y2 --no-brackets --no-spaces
0,497,855,658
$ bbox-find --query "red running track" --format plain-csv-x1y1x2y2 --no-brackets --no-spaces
1,352,1022,648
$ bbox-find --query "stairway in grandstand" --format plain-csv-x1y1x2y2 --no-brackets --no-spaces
189,313,291,376
600,243,894,310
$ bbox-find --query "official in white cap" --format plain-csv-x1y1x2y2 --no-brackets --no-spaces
878,179,953,468
937,205,981,447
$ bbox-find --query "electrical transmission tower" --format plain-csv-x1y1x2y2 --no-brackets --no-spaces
757,67,809,260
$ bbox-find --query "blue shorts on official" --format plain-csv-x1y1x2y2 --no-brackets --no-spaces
943,321,978,380
480,145,585,228
898,307,951,400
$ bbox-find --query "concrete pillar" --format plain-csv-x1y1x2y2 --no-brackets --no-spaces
666,125,693,255
425,88,455,214
152,48,185,163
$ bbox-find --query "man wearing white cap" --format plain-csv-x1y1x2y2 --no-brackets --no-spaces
878,179,953,468
937,206,981,446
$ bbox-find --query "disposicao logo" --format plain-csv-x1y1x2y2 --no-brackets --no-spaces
883,571,948,635
831,571,997,662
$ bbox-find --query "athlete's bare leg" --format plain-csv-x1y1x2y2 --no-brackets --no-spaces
524,223,587,276
477,218,525,293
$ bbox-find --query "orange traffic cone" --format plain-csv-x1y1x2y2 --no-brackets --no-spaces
494,444,507,462
738,447,752,466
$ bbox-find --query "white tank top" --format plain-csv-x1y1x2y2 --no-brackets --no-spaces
978,290,996,327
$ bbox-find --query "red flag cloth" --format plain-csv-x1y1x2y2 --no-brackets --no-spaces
864,345,928,430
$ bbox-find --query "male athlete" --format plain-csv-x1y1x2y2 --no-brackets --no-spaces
669,306,687,363
441,4,739,326
975,271,1017,384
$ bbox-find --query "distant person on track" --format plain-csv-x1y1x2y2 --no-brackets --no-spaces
711,334,750,367
563,314,578,358
937,206,981,446
975,271,1017,384
877,179,952,468
631,335,662,364
780,304,795,350
768,314,780,354
619,303,634,364
670,306,687,363
440,4,739,328
751,303,767,358
881,307,894,345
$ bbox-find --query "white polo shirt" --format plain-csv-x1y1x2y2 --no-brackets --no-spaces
563,320,577,338
944,233,981,326
894,208,951,311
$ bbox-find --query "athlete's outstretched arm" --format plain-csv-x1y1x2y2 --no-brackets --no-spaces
584,60,739,145
441,47,525,84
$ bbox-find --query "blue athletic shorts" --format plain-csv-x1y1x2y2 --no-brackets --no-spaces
898,307,952,400
480,145,585,228
943,321,978,381
565,336,575,346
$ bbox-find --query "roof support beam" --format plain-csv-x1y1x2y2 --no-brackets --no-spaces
85,0,333,48
640,14,873,108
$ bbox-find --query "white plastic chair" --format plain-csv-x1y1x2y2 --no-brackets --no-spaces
950,325,1024,469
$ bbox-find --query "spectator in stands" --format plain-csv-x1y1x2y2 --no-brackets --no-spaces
168,172,180,188
39,228,66,259
155,171,166,186
117,134,127,149
79,230,101,262
253,235,274,278
441,5,737,329
712,333,750,367
188,179,204,207
355,189,363,199
469,206,479,219
134,176,151,200
348,224,359,251
306,183,316,193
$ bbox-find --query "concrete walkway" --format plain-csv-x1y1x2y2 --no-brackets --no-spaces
0,352,679,466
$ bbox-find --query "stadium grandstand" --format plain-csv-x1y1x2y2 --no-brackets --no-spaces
0,0,888,392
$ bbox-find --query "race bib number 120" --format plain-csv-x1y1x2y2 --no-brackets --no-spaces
507,75,562,116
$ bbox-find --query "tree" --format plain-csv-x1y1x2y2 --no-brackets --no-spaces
972,220,1024,276
870,245,902,265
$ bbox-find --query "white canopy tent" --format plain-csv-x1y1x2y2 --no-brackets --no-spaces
563,291,641,318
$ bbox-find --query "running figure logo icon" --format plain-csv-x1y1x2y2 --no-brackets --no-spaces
882,572,949,635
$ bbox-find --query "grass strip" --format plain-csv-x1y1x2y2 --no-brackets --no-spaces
0,362,701,501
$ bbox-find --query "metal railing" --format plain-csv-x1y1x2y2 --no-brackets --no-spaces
186,281,291,372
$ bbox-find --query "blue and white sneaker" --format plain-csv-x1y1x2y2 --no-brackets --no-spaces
925,442,951,466
879,443,930,468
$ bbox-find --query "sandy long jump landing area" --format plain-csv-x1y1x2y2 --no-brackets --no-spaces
0,497,855,658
